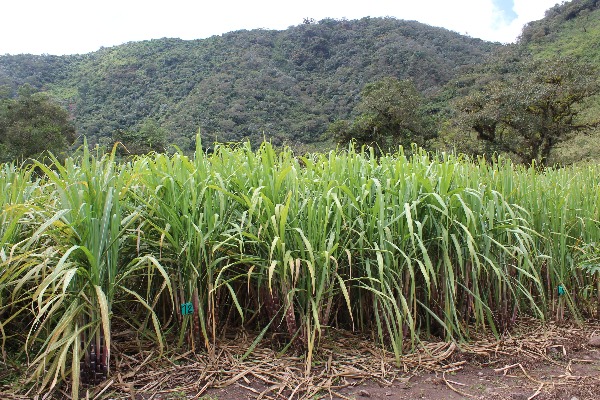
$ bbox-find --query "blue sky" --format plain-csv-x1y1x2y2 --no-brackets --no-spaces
493,0,519,22
0,0,560,55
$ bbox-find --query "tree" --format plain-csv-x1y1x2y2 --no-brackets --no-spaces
112,118,167,155
0,85,76,163
457,57,599,165
328,77,435,153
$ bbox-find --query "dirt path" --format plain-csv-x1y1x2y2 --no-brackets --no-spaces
334,358,600,400
184,321,600,400
4,320,599,399
202,342,600,400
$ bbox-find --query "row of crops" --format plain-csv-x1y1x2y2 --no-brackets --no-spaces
1,139,599,397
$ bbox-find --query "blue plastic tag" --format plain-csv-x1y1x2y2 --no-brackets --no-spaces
181,302,194,315
557,285,566,296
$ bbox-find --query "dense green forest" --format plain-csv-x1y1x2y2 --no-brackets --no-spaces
0,0,599,163
0,17,496,149
520,0,600,163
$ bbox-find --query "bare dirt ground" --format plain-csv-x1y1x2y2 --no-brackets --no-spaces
199,321,600,400
2,319,599,399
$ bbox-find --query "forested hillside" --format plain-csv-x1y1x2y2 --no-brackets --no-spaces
1,0,598,163
521,0,600,62
430,0,599,165
0,17,496,150
521,0,600,163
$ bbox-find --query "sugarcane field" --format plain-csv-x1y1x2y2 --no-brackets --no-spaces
0,139,598,399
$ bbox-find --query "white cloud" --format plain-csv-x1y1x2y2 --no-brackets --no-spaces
0,0,561,55
494,0,561,42
513,0,561,20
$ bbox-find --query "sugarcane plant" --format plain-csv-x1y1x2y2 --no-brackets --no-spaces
134,140,241,356
1,137,599,398
23,145,171,399
0,162,44,358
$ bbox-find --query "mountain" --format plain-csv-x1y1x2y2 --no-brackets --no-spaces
2,2,598,162
432,0,600,165
521,0,599,62
521,0,600,163
0,17,497,150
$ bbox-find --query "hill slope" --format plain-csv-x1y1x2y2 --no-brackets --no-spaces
521,0,600,62
521,0,600,163
0,17,496,149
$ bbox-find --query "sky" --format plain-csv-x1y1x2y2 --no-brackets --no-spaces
0,0,562,55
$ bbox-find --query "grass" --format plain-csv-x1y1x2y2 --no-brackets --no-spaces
0,137,598,397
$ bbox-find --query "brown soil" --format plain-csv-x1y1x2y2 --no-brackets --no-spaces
200,324,600,400
3,319,600,399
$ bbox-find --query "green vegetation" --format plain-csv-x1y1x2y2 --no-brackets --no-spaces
0,17,496,149
0,2,599,397
328,77,435,153
521,0,600,163
1,1,599,165
455,56,599,164
111,118,168,155
427,0,600,165
0,85,76,163
1,139,598,397
521,0,600,63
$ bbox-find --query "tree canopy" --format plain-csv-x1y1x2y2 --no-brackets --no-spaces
329,77,435,153
0,3,599,165
0,17,496,149
111,118,168,156
456,57,599,164
0,85,76,163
